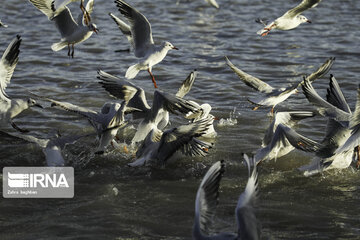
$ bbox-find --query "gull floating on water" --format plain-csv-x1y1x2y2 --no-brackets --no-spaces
98,70,200,144
128,117,213,167
0,19,8,28
193,155,260,240
257,0,322,36
0,35,42,133
225,56,335,114
112,0,178,88
28,0,98,58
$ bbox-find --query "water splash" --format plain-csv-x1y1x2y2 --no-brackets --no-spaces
217,107,238,126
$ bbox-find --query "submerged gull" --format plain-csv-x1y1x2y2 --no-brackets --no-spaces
98,70,200,143
226,56,335,114
112,0,178,88
28,0,98,58
193,155,260,240
257,0,322,36
0,35,42,132
128,117,213,167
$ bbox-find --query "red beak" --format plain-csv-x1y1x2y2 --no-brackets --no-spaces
307,20,312,23
172,46,179,50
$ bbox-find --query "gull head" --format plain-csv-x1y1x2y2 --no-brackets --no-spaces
298,15,311,24
163,41,179,51
88,23,99,34
27,98,43,109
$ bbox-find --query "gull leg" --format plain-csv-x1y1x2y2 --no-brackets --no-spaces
148,68,158,88
71,44,74,58
261,24,275,36
67,44,70,57
252,106,259,111
11,121,29,133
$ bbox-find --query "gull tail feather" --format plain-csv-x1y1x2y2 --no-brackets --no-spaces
51,41,67,52
125,64,141,79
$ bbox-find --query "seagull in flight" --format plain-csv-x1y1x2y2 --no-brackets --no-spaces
225,56,334,114
28,0,98,58
193,155,260,240
112,0,178,88
257,0,322,36
0,35,43,133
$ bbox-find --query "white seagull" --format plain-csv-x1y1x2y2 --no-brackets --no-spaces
257,0,322,36
37,96,135,154
193,155,260,240
0,35,43,133
226,56,335,114
28,0,98,58
254,111,316,164
128,117,213,167
113,0,178,88
98,70,200,144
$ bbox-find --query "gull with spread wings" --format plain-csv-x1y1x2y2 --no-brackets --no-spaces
112,0,178,88
257,0,322,36
226,56,334,115
28,0,98,58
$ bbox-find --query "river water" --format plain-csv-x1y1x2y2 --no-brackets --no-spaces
0,0,360,239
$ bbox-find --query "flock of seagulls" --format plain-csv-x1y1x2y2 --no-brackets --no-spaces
1,0,359,238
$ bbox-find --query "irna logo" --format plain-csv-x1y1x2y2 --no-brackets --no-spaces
7,172,69,188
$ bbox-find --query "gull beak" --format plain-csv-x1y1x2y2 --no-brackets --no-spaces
93,28,99,34
34,103,43,109
172,46,179,50
307,20,312,23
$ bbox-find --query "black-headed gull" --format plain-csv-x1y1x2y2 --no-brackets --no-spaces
98,70,200,144
28,0,98,58
0,35,43,133
113,0,178,88
226,56,334,114
193,155,260,240
257,0,322,36
0,19,8,28
128,117,213,167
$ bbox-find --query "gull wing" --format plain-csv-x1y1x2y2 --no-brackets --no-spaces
204,0,219,9
326,75,351,114
302,78,351,125
226,56,274,94
302,57,335,84
176,70,197,98
262,111,315,146
193,160,225,239
109,13,132,42
157,118,211,165
236,154,260,240
336,86,360,153
150,90,201,121
283,0,322,18
5,131,48,148
28,0,57,19
77,0,94,25
53,6,79,38
114,0,154,58
0,35,21,102
97,70,150,113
